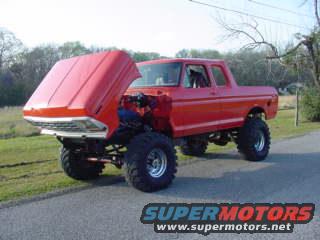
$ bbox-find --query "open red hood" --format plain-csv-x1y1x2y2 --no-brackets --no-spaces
23,50,141,137
24,50,140,116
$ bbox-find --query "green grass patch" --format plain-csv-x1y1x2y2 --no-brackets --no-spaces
269,109,320,139
0,109,319,202
0,107,39,139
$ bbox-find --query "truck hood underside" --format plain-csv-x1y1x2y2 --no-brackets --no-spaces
23,50,141,118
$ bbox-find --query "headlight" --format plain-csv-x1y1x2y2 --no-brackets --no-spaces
74,118,107,132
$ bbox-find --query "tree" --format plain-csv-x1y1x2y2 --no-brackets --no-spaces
89,46,118,53
9,45,60,101
0,25,311,107
0,28,23,69
216,1,320,89
213,0,320,122
175,49,190,58
176,49,221,59
0,28,24,106
130,51,161,62
58,41,90,59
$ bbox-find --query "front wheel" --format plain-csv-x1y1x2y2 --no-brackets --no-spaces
60,147,104,180
237,118,271,161
124,132,177,192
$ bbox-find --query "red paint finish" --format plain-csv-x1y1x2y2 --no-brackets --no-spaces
129,59,278,137
23,51,278,139
23,50,141,138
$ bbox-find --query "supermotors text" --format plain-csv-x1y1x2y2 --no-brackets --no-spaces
140,203,315,235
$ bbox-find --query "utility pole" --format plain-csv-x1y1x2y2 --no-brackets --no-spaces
295,88,299,127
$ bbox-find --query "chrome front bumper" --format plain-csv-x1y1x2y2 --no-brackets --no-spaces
24,116,108,139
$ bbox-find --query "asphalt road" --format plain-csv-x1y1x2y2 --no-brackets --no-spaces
0,131,320,240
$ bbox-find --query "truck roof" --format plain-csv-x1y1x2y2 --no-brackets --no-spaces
137,58,226,66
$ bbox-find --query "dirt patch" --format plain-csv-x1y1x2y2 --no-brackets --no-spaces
0,175,7,181
279,96,296,110
6,170,62,181
0,159,55,169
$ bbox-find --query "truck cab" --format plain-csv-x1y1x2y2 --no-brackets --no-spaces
127,58,278,138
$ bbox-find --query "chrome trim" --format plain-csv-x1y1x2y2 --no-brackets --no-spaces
24,116,97,123
41,129,107,139
24,116,108,139
254,130,266,152
146,148,168,178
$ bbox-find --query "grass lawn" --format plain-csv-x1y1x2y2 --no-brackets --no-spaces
0,107,39,139
0,136,121,202
0,108,319,202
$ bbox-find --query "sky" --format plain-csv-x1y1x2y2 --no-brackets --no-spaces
0,0,315,56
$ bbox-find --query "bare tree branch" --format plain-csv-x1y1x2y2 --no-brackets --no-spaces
315,0,320,27
215,2,320,89
266,41,304,59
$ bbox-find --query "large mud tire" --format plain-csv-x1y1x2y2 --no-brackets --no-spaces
237,118,271,161
60,147,104,180
124,132,177,192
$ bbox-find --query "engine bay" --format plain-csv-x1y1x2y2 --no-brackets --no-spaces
110,93,172,144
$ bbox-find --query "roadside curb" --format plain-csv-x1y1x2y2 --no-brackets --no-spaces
0,175,124,210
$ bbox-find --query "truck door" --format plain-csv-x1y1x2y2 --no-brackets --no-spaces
210,64,244,129
176,64,220,136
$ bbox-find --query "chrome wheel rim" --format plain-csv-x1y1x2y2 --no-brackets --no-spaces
254,130,265,152
146,148,167,178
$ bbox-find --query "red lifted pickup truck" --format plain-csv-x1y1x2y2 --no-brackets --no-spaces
23,50,278,192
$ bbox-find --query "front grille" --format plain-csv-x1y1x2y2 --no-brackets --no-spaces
28,121,84,132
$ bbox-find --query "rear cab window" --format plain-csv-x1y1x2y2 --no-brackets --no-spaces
211,65,228,87
183,65,211,88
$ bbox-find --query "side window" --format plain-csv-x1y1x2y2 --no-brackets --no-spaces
211,66,227,86
183,65,210,88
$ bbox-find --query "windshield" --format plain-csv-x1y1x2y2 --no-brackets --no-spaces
130,62,182,87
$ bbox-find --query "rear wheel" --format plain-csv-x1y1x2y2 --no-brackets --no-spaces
237,118,271,161
124,132,177,192
180,136,208,156
60,147,104,180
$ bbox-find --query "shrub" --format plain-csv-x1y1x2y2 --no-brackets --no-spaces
301,88,320,122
